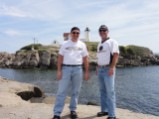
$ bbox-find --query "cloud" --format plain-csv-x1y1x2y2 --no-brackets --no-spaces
1,29,24,36
58,0,159,27
0,0,159,52
0,0,66,20
12,0,66,20
0,4,28,17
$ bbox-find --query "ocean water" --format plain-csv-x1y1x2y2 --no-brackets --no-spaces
0,66,159,116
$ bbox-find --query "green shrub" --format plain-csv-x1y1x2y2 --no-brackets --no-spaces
85,42,98,52
126,45,152,56
126,47,135,55
119,46,126,54
91,44,97,51
20,44,42,51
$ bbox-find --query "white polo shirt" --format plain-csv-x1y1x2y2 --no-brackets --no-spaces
59,39,88,65
97,38,119,65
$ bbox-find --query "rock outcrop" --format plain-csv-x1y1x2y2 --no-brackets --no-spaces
0,44,59,69
0,77,44,102
12,50,40,68
0,52,14,68
0,44,159,69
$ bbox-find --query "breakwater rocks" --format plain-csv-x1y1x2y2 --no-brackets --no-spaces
0,44,159,69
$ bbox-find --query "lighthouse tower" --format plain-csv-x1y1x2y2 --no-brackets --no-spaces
85,27,90,42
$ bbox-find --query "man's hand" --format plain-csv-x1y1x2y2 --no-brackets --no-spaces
57,71,62,80
57,54,63,80
83,56,89,80
108,67,114,76
84,71,89,80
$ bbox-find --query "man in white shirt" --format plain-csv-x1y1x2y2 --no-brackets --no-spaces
53,27,89,119
96,25,119,119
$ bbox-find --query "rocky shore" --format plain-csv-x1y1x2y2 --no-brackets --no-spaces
0,77,159,119
0,45,58,69
0,44,159,69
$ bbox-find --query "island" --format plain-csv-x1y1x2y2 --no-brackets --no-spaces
0,42,159,69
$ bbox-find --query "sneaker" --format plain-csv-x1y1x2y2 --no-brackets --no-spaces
107,117,116,119
97,112,108,117
70,111,78,119
53,115,60,119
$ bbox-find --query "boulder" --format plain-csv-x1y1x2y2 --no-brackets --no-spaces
28,51,40,67
0,52,13,68
49,53,58,69
0,77,44,101
39,51,51,68
14,51,40,68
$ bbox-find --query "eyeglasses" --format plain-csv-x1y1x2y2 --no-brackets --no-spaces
72,32,80,35
99,46,103,51
99,30,107,32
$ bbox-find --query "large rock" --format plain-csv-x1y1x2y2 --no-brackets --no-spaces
49,53,58,69
29,51,40,67
12,50,40,68
39,51,51,68
0,77,44,101
0,50,58,69
0,52,13,68
12,51,24,68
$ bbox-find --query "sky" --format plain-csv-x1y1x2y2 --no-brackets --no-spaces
0,0,159,53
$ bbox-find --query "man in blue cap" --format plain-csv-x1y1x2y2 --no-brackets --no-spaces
96,25,119,119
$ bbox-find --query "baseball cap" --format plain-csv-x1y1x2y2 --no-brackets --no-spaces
99,25,109,31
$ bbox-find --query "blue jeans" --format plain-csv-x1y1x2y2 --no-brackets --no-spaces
98,67,116,117
53,66,83,116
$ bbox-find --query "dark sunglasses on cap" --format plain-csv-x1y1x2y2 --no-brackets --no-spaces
72,32,80,35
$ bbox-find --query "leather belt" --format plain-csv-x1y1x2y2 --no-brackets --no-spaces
98,65,110,68
62,64,82,67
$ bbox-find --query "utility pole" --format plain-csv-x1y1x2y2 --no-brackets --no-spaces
33,37,36,45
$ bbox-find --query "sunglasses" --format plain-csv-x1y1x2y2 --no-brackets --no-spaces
72,32,80,35
99,29,107,32
99,46,103,51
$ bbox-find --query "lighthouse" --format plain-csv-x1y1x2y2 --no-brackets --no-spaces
85,27,90,42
